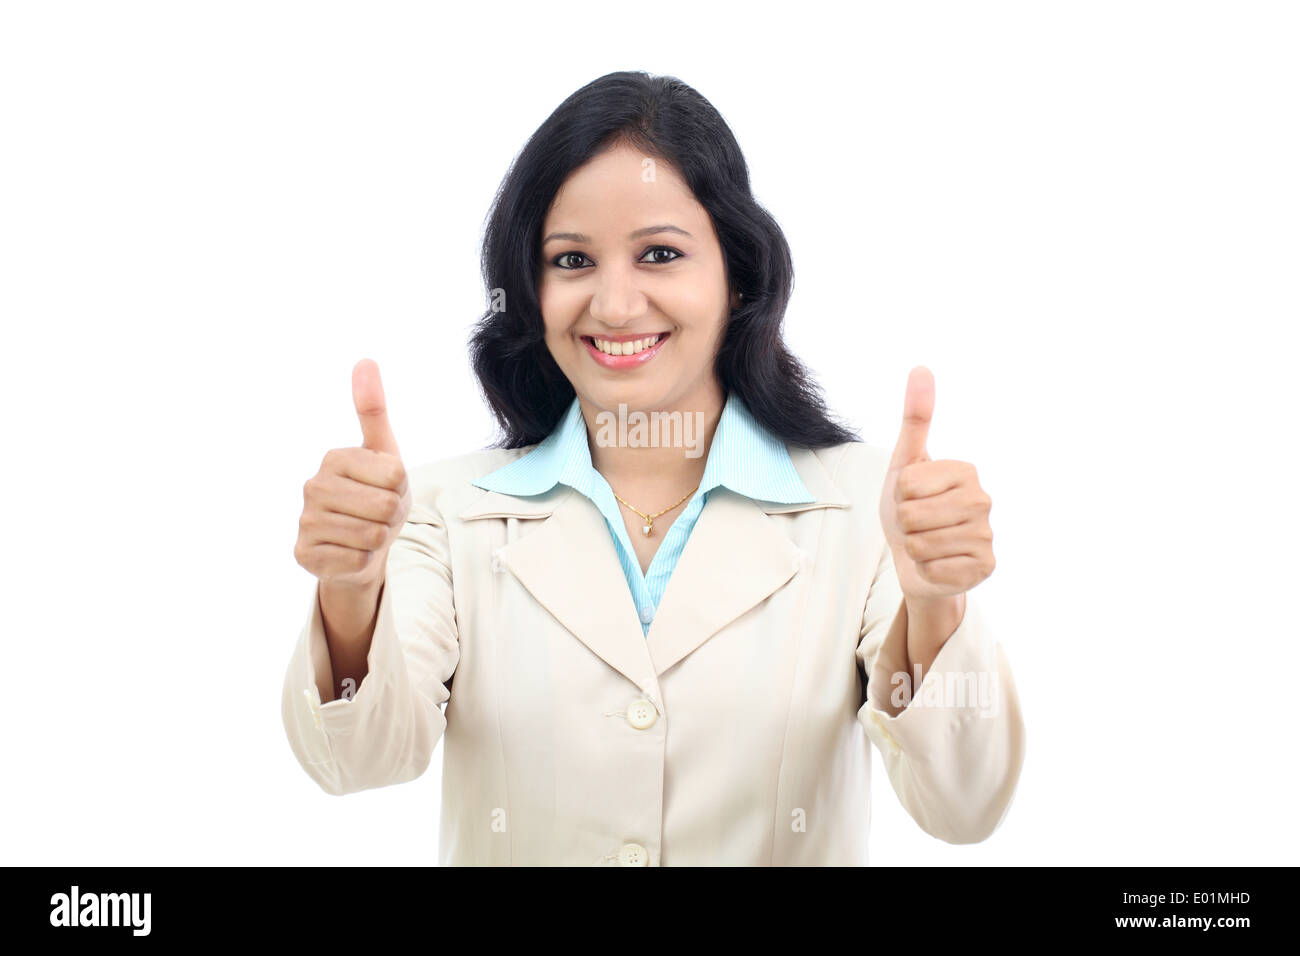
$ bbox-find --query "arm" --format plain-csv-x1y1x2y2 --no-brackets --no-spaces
281,502,459,796
895,591,967,701
856,541,1026,844
314,576,385,705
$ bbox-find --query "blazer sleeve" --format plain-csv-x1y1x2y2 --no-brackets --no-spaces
856,538,1026,844
280,500,459,796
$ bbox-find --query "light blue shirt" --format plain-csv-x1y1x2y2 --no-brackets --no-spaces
470,391,815,636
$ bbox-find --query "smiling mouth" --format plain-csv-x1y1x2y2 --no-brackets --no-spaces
580,331,671,369
582,332,669,357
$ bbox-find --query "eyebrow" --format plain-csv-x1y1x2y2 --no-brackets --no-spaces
541,224,693,245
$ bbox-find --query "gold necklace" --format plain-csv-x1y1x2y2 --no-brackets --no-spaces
612,482,700,536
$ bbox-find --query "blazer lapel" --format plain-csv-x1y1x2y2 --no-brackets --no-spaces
459,484,655,689
644,488,801,675
645,445,852,674
455,442,852,686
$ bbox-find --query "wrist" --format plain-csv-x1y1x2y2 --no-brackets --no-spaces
903,592,965,660
904,591,964,617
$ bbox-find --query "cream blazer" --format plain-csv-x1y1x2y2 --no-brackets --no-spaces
281,439,1026,865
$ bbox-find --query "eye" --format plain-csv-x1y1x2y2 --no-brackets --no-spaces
549,246,684,270
640,246,683,265
551,252,592,270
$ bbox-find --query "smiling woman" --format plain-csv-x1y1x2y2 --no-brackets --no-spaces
283,70,1026,866
470,71,858,454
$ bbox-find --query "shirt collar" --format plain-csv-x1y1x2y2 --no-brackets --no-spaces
471,391,815,505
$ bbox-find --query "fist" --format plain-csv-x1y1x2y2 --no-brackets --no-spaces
294,359,413,588
878,366,995,602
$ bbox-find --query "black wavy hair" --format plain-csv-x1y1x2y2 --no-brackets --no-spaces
469,70,860,450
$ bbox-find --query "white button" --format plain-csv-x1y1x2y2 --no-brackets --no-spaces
639,604,654,624
625,699,657,730
490,548,504,572
617,842,649,866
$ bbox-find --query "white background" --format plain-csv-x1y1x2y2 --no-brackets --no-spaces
2,0,1296,866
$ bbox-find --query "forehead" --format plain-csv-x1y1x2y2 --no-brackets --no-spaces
543,142,705,231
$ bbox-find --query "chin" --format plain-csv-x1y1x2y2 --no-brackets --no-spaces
586,381,673,414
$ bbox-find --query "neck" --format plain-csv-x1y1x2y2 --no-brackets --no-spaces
579,381,725,504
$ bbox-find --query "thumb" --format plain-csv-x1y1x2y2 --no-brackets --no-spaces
887,365,934,470
352,358,401,456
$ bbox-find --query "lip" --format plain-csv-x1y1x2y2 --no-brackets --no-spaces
582,331,670,370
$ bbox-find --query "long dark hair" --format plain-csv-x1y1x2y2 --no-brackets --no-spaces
469,70,860,450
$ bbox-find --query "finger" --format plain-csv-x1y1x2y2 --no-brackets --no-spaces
353,358,401,457
895,459,975,502
325,446,407,493
308,542,377,578
887,365,934,471
307,510,393,552
309,471,406,523
902,520,989,562
896,485,987,532
915,554,982,588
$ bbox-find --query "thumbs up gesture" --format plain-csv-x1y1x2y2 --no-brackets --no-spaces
878,367,995,603
294,359,413,588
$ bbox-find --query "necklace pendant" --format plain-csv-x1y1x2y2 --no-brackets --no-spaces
642,522,653,536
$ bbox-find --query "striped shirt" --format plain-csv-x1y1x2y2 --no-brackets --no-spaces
470,391,815,636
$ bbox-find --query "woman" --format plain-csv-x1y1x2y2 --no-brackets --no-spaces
283,71,1026,866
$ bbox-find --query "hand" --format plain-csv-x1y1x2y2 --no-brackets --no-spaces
294,359,413,589
878,366,995,603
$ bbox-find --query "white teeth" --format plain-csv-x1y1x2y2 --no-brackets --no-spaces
592,334,662,356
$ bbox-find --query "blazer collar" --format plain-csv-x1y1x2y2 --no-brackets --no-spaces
456,442,850,686
468,391,820,506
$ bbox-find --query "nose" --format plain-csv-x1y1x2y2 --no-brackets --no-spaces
589,269,648,329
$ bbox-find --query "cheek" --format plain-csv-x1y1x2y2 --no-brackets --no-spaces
660,268,729,335
537,280,580,336
673,295,728,350
535,284,563,339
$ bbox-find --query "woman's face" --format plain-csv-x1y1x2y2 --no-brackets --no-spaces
538,142,737,419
